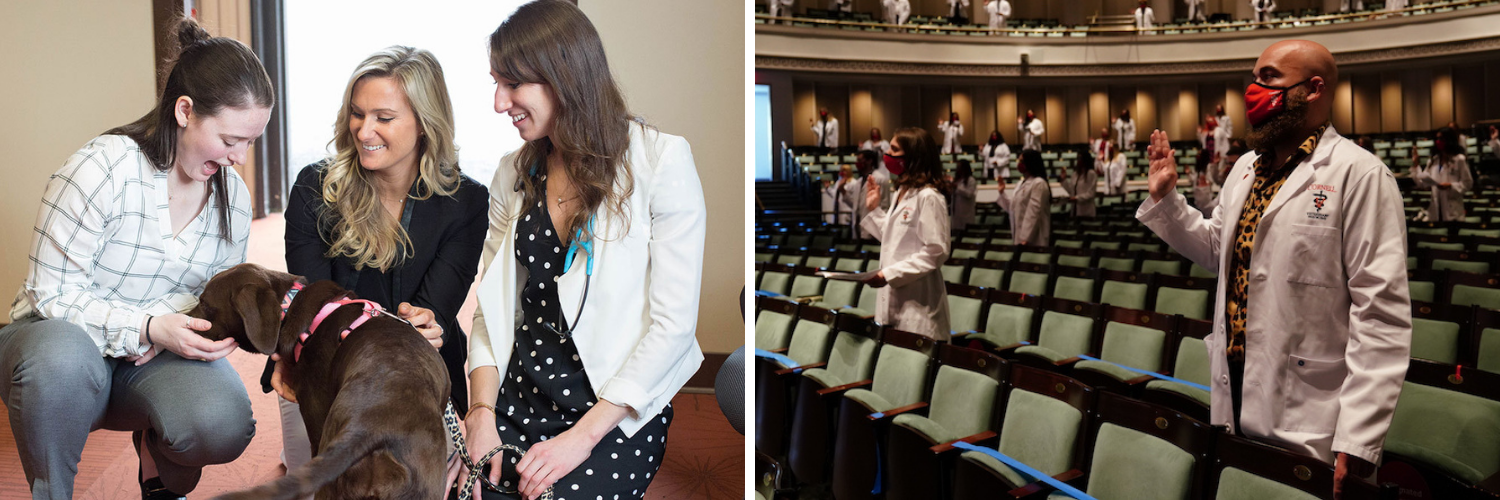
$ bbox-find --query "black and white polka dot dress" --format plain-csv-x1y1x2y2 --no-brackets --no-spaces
485,180,673,500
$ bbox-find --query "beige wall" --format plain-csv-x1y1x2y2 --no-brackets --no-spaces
582,1,744,354
0,2,157,305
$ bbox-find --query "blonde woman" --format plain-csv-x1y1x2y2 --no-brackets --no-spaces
460,1,707,498
276,46,488,472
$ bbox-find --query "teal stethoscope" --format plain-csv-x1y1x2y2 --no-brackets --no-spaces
522,162,594,339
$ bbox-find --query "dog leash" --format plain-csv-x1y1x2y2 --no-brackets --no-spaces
444,400,554,500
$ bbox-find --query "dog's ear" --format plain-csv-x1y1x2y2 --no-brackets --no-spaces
233,285,281,354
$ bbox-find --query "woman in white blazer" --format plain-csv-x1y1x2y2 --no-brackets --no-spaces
861,127,952,340
1113,109,1137,151
1060,151,1098,218
1412,127,1474,222
980,130,1011,180
939,113,964,155
1102,142,1128,195
811,107,839,149
1019,111,1045,151
461,3,706,498
997,149,1051,246
951,160,978,230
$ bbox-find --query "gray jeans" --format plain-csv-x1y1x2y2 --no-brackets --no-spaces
0,315,255,499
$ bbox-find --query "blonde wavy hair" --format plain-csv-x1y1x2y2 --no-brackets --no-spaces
321,46,461,271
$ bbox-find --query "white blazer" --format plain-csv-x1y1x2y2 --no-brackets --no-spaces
471,122,707,437
985,0,1011,28
1062,169,1098,218
939,120,965,155
1136,126,1410,465
997,176,1051,246
812,118,839,148
1412,154,1473,222
860,139,890,154
1020,119,1045,151
1134,6,1156,29
861,186,951,340
981,142,1011,179
1114,118,1137,151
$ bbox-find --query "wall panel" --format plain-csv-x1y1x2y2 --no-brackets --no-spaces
1381,74,1403,133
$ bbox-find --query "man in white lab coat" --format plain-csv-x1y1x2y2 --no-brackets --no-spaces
1187,0,1208,22
1113,109,1137,151
985,0,1012,29
1136,40,1409,499
767,0,795,23
1251,0,1277,24
946,0,971,24
852,150,892,239
1134,1,1156,33
810,107,839,149
884,0,912,26
861,127,891,154
939,113,965,155
1019,110,1045,152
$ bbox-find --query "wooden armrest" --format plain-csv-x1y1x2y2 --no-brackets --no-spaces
989,342,1027,357
777,361,826,376
1007,469,1085,498
793,295,822,304
817,379,872,396
1053,356,1084,368
869,402,928,421
1124,373,1159,385
1476,470,1500,494
930,430,998,454
950,330,979,340
769,347,789,354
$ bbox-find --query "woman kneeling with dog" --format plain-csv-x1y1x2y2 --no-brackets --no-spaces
459,1,708,499
0,18,270,500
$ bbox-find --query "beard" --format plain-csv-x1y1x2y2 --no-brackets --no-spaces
1246,91,1310,151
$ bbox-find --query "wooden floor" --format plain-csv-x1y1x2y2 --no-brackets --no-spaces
0,214,744,499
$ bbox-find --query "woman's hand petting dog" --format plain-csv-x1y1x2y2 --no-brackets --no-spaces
128,313,236,366
398,303,444,350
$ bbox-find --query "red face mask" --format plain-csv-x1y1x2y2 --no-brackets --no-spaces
1244,79,1310,127
883,152,906,176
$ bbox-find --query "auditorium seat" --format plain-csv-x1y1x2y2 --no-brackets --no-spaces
1142,318,1213,423
963,289,1041,353
754,304,839,456
1013,297,1103,370
947,282,987,336
785,317,882,485
755,296,799,351
1381,359,1500,498
1047,392,1215,500
1098,269,1150,310
1409,302,1470,365
951,366,1096,500
885,345,1008,500
1152,274,1215,321
1071,306,1177,395
830,329,937,500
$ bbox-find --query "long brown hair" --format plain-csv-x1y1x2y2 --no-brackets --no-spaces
105,18,273,242
890,127,950,195
491,0,634,244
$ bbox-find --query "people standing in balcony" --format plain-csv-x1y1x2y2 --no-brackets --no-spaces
1061,150,1099,218
985,0,1012,29
1386,0,1408,12
982,130,1012,180
830,0,853,17
810,107,839,150
861,127,891,154
1187,0,1208,22
1102,141,1129,195
1215,103,1233,138
1340,0,1364,12
861,127,952,340
1412,127,1474,222
767,0,795,23
1113,108,1137,151
951,160,978,230
939,112,965,155
1133,1,1157,33
1251,0,1277,24
884,0,912,26
946,0,971,24
996,149,1050,246
1019,110,1045,152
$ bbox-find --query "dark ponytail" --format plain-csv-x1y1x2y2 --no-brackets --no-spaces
105,17,274,242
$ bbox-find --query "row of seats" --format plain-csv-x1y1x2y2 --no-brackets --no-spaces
754,298,1500,499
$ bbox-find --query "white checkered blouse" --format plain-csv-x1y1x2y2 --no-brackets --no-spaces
10,135,250,357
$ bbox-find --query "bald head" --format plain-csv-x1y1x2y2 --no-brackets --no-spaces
1255,40,1337,122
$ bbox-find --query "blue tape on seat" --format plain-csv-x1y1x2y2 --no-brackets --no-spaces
1076,354,1210,392
951,441,1097,500
753,349,802,370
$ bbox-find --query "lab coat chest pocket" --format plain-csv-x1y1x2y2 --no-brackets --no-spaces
1278,354,1346,433
1285,224,1341,288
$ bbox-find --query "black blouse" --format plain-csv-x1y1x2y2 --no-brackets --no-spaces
272,161,489,409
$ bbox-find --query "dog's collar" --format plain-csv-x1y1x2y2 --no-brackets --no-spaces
280,282,305,321
293,297,385,363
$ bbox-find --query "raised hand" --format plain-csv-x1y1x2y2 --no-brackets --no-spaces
865,176,881,212
1147,129,1179,202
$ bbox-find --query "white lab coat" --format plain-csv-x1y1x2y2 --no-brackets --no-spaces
985,0,1011,28
1134,6,1156,31
952,177,977,230
767,0,794,21
861,186,951,340
861,139,891,154
1188,168,1216,215
1385,0,1406,11
1488,136,1500,161
812,117,839,148
997,176,1051,246
1113,118,1137,151
939,120,965,155
1218,113,1234,138
946,0,970,18
1020,118,1045,151
981,142,1012,179
853,170,893,239
473,122,706,437
1104,153,1128,195
1412,154,1473,222
1340,0,1364,11
1136,126,1410,465
822,181,839,224
839,177,861,227
1062,169,1098,217
1187,0,1207,21
1252,0,1276,22
884,0,911,25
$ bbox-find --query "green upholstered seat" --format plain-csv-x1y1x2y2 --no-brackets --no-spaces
941,263,967,284
1452,285,1500,309
1052,276,1095,303
843,345,931,412
1014,311,1094,362
1433,259,1491,274
1146,337,1210,404
1090,241,1122,250
960,389,1083,488
789,275,825,298
815,280,861,310
973,303,1034,349
1460,228,1500,238
1057,254,1091,268
1417,241,1466,251
1409,227,1449,236
1008,271,1049,296
1099,281,1148,310
834,258,864,272
1098,257,1134,272
805,255,834,269
1155,287,1210,320
1053,423,1195,500
776,254,805,266
1478,244,1500,253
1075,322,1166,382
1481,328,1500,373
1019,252,1051,265
1214,467,1320,500
1409,281,1436,303
1141,259,1182,276
1410,317,1461,364
968,267,1005,289
760,271,792,295
948,294,984,334
784,320,835,368
1385,381,1500,485
800,332,879,389
953,247,982,259
755,251,773,263
1189,263,1216,278
984,250,1014,262
755,308,797,350
1128,242,1162,252
1055,239,1085,249
892,366,1000,443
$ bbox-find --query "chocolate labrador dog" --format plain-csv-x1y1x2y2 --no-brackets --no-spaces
188,263,449,499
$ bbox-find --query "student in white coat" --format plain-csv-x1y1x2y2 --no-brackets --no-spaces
939,112,965,155
1488,126,1500,161
1019,110,1045,152
951,160,978,230
830,165,859,224
1187,0,1208,22
1339,0,1364,11
1251,0,1277,24
1411,127,1474,222
1215,103,1234,138
884,0,912,26
811,107,839,150
946,0,971,23
853,150,892,239
1090,127,1111,166
1060,150,1099,218
1113,109,1137,151
1102,141,1129,195
1385,0,1407,11
981,130,1012,180
985,0,1012,29
860,127,952,340
861,127,891,154
1133,1,1157,33
1136,41,1408,498
997,149,1051,246
462,3,706,497
767,0,795,22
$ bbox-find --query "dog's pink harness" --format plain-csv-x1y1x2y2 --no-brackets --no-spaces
293,296,386,363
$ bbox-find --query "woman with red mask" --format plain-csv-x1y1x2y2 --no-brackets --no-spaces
997,149,1051,246
1412,127,1473,221
860,127,952,340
